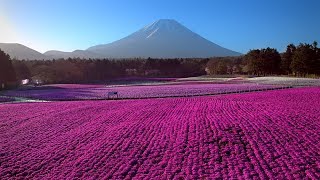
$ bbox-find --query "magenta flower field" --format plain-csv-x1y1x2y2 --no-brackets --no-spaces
3,83,281,100
0,87,319,179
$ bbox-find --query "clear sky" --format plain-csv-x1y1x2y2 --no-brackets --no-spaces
1,0,319,53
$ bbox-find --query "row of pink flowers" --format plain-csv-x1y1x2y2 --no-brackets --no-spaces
4,83,282,100
0,96,15,103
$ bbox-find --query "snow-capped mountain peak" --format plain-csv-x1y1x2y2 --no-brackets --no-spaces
142,19,184,32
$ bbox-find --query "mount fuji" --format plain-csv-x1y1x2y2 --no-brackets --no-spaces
86,19,241,58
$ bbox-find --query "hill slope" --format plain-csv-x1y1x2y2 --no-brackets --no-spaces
0,43,47,60
44,50,102,59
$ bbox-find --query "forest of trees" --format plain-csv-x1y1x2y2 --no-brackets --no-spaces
11,58,208,84
206,41,320,77
0,41,319,87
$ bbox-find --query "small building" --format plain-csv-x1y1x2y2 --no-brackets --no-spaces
21,79,30,85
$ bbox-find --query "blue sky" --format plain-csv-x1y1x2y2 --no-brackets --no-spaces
1,0,319,53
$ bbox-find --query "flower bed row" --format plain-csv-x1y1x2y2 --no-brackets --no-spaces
0,96,15,103
3,83,284,101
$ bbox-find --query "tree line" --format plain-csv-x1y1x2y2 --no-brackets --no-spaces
206,41,320,77
11,58,208,84
0,41,319,88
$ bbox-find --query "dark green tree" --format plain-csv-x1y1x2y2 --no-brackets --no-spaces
312,41,318,51
0,49,16,89
291,43,317,76
245,49,262,75
260,48,281,75
245,48,281,75
281,44,296,74
12,60,31,80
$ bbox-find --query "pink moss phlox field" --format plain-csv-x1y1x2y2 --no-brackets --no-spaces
4,83,279,100
0,87,319,179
